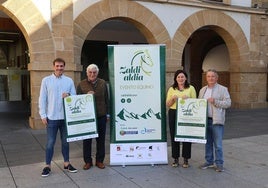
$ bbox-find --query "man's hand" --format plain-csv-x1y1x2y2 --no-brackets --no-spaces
62,93,70,98
41,118,48,126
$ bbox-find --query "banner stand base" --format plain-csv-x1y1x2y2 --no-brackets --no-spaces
110,142,168,166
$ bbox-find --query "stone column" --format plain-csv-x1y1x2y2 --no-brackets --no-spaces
29,0,81,129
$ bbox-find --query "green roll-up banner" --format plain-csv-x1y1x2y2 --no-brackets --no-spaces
108,44,167,166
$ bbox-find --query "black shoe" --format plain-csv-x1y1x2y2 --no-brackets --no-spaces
41,167,51,177
215,165,224,172
64,164,78,173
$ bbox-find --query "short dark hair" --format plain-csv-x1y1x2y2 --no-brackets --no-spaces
53,58,65,66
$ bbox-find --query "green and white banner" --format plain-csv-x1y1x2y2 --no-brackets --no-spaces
63,94,98,142
175,98,207,143
108,44,167,165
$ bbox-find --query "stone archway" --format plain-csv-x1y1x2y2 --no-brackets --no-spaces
1,0,55,128
172,10,249,69
172,10,250,108
73,0,171,66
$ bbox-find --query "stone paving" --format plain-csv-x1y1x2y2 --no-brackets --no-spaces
0,107,268,188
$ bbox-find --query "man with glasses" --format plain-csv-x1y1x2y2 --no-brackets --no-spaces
76,64,109,170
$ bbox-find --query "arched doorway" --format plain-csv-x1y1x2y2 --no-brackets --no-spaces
80,19,148,81
172,10,250,108
0,11,30,113
1,1,56,129
73,0,170,75
182,27,230,93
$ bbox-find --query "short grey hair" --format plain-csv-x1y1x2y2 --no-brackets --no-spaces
86,64,99,73
206,69,218,77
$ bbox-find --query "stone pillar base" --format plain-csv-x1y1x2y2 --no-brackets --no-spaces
29,116,45,129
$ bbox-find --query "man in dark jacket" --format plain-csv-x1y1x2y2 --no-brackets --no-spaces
76,64,109,170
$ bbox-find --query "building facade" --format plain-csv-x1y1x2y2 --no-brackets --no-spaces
0,0,267,129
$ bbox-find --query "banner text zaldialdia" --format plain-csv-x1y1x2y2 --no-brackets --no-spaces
120,84,154,90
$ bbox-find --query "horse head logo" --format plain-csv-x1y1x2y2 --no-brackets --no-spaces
68,95,93,114
131,49,154,76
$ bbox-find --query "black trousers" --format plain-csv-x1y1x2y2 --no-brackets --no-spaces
168,109,191,160
83,115,107,163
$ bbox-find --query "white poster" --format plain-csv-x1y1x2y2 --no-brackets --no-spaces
175,98,207,143
63,94,98,142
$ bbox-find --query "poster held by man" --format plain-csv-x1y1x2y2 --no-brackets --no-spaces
175,98,207,144
63,94,98,142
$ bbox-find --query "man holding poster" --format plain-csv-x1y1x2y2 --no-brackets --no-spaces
166,70,197,168
77,64,109,170
199,69,231,172
39,58,77,177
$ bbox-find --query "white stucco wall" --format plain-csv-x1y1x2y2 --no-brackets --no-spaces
139,2,200,39
139,2,250,43
231,0,251,7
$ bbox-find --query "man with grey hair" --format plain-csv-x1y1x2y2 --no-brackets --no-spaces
76,64,109,170
198,69,231,172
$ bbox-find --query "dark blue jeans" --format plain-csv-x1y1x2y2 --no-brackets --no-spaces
45,119,69,165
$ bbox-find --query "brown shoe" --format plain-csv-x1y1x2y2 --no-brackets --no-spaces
83,163,92,170
96,162,105,169
182,158,189,168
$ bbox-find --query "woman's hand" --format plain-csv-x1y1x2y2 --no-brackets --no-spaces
181,95,188,100
172,95,178,101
